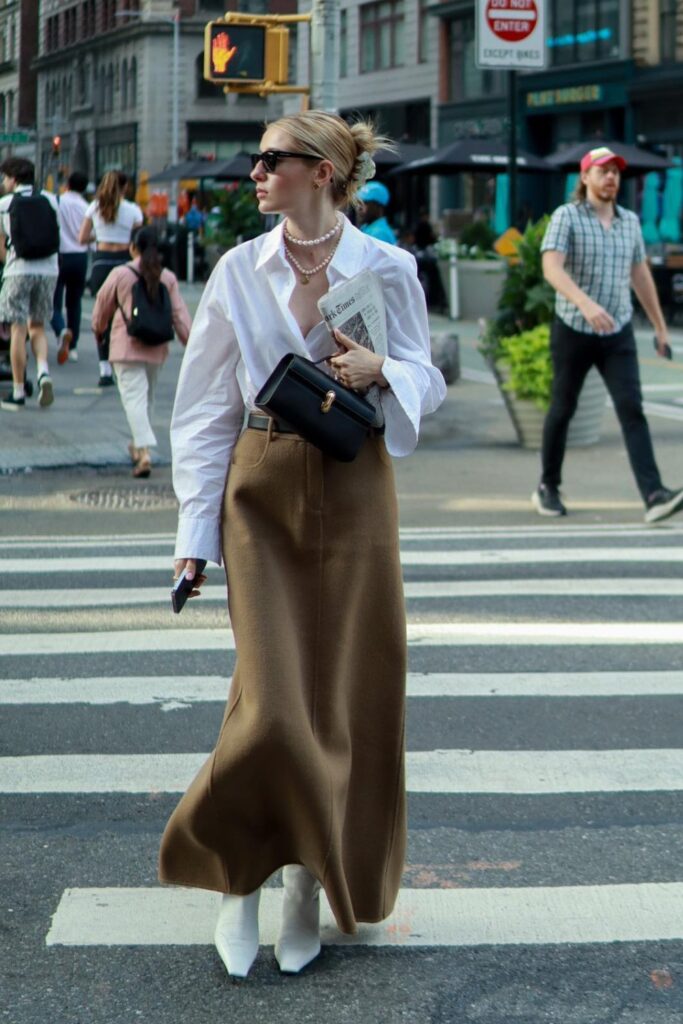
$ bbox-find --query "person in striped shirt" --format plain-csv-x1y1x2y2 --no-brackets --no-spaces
533,146,683,524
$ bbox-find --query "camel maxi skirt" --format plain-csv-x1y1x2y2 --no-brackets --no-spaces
159,424,407,935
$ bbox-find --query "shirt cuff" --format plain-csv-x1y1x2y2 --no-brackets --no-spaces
175,514,223,567
379,356,421,456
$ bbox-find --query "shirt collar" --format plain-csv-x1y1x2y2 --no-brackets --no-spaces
255,215,367,280
581,199,622,220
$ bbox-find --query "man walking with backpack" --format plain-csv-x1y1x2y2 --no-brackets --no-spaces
0,157,59,410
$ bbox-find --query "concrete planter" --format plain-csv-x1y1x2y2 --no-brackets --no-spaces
438,258,506,320
494,363,607,450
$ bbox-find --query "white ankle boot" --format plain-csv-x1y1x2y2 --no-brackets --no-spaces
275,865,322,974
214,889,261,978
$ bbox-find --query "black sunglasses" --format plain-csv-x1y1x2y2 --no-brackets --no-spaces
250,149,321,174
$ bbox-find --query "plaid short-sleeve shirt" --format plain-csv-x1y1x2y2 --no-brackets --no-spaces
541,201,646,334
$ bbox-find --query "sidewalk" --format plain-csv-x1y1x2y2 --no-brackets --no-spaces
1,284,682,531
0,284,206,474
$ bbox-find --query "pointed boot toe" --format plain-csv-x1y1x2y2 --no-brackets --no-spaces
275,865,322,974
214,890,261,979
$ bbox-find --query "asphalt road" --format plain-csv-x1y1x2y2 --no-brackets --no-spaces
1,291,683,1023
2,514,683,1024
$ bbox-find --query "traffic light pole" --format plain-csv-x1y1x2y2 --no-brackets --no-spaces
508,69,517,231
310,0,339,112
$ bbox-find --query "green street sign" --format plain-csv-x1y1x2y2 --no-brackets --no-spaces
0,131,31,144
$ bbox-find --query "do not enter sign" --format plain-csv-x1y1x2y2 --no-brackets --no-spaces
486,0,538,43
477,0,546,68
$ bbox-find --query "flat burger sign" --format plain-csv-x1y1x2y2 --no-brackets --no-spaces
476,0,546,69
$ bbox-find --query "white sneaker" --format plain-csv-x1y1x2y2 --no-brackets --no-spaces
68,349,79,363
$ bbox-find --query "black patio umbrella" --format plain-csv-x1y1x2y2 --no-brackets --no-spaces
147,159,223,183
212,151,254,180
545,141,672,175
391,138,550,176
373,142,435,169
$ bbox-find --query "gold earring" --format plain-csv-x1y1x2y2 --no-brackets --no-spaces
312,181,320,190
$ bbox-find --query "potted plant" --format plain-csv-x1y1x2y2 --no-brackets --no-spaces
480,217,607,449
203,182,264,272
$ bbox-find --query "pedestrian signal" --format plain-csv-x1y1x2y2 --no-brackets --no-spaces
52,135,61,156
204,20,289,86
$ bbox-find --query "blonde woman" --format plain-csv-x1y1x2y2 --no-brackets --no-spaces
159,111,446,977
78,170,143,386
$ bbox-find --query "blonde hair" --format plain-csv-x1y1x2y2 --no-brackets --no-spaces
265,110,394,208
95,170,122,223
572,179,587,203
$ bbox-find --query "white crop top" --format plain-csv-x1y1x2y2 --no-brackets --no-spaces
85,197,144,244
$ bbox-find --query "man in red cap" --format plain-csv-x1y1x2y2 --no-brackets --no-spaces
532,146,682,523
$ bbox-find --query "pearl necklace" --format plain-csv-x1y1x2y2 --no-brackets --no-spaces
284,214,341,247
284,225,343,285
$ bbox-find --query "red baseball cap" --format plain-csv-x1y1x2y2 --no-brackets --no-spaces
580,146,627,173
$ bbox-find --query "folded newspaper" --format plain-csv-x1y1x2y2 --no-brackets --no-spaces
317,270,387,425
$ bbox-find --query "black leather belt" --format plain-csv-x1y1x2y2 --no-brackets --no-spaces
247,413,297,434
247,412,385,436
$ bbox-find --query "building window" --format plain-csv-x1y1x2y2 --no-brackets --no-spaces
340,9,347,78
359,0,405,73
661,0,677,62
106,65,114,113
129,57,137,108
448,16,505,102
549,0,620,65
418,0,430,63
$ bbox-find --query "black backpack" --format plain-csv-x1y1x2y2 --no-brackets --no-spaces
117,268,175,347
8,188,60,260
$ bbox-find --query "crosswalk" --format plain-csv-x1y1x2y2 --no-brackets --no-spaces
3,523,683,962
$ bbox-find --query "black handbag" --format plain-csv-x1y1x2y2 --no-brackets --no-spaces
255,353,377,462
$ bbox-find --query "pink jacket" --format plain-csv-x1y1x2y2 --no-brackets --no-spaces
91,258,192,364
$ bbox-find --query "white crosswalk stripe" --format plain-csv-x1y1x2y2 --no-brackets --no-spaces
46,883,683,948
3,671,682,706
5,577,683,608
4,748,683,795
7,546,683,573
3,525,682,954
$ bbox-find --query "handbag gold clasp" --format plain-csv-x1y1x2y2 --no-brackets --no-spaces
321,390,336,414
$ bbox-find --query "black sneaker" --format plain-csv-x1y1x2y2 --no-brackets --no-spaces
38,373,54,408
0,393,25,411
645,487,683,524
98,375,116,388
532,484,567,517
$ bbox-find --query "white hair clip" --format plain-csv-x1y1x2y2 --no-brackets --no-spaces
353,152,376,186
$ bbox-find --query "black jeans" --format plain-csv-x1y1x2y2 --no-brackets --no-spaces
50,252,88,348
541,317,662,501
89,250,130,361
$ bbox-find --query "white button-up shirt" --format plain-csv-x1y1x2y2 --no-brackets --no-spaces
172,217,446,565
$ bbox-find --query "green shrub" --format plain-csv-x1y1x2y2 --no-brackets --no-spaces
210,183,263,249
497,324,553,409
479,216,554,362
